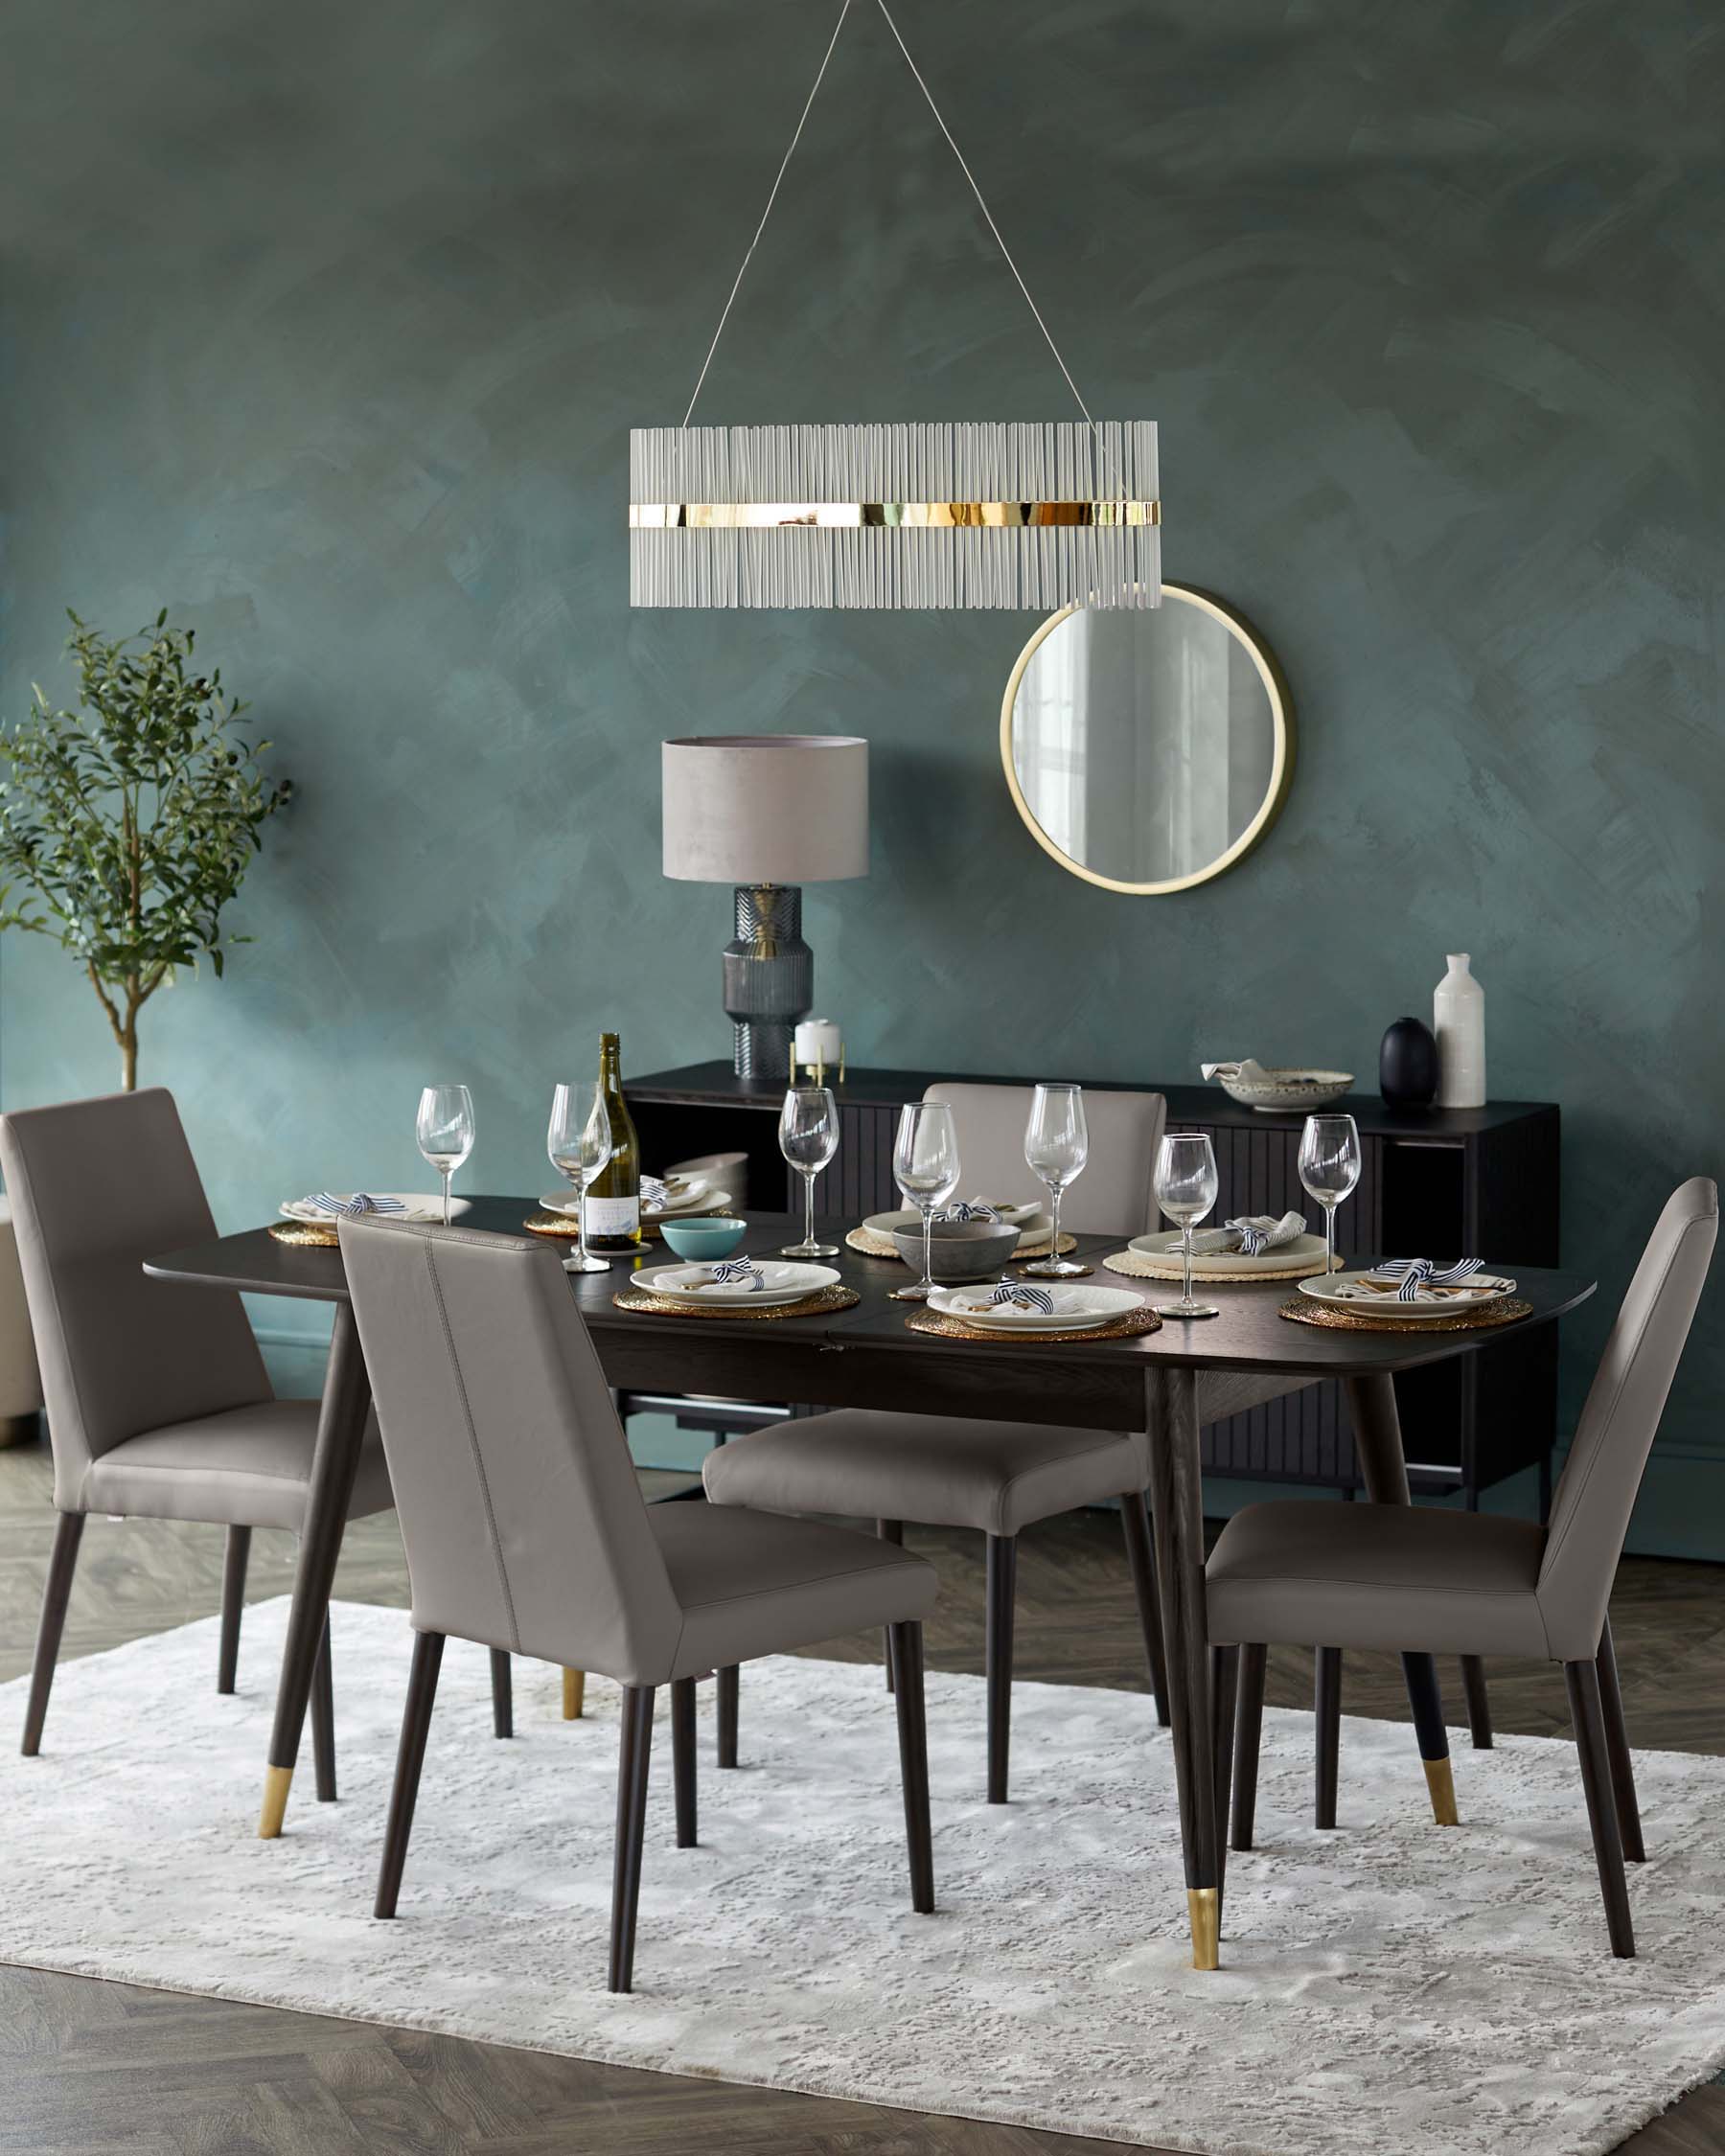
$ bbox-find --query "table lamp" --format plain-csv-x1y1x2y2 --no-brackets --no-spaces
661,734,868,1078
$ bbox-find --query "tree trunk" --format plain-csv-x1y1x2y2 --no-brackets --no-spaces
121,1028,137,1091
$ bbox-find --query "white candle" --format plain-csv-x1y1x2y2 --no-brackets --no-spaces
794,1018,842,1067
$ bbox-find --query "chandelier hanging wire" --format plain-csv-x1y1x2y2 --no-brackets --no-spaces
630,0,1162,611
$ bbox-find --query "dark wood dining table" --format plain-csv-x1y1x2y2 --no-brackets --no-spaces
143,1199,1595,1968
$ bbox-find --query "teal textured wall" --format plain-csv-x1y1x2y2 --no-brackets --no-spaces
1,2,1719,1547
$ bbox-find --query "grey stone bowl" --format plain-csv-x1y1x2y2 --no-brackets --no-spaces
888,1217,1022,1282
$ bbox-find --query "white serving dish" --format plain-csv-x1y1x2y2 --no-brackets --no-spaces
927,1283,1142,1334
636,1261,839,1307
280,1194,469,1225
1215,1067,1354,1113
1127,1227,1331,1276
1299,1269,1517,1320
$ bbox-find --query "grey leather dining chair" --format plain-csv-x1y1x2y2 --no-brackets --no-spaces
338,1213,939,1994
0,1088,396,1792
705,1080,1312,1804
1209,1178,1717,1959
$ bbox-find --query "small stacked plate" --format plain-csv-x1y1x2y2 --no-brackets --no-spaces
633,1261,839,1307
539,1175,733,1224
1299,1268,1517,1321
280,1194,468,1224
1124,1228,1331,1282
927,1283,1143,1334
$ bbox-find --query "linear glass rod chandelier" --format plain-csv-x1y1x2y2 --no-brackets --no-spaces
630,0,1161,612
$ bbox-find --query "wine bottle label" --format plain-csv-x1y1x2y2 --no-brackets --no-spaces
584,1193,640,1238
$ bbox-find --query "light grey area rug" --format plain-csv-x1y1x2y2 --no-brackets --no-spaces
4,1599,1724,2156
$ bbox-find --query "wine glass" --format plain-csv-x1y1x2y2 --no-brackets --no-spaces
416,1084,474,1227
1154,1132,1221,1319
1299,1112,1362,1282
779,1087,840,1257
548,1081,611,1274
1022,1082,1090,1278
889,1100,960,1302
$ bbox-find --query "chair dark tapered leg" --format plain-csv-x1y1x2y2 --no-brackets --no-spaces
218,1525,250,1695
1401,1651,1458,1824
1210,1644,1239,1916
1230,1643,1267,1852
1595,1617,1644,1863
610,1686,656,1993
310,1615,337,1802
1567,1658,1635,1957
888,1620,935,1914
490,1649,513,1739
1460,1656,1493,1748
375,1630,445,1918
878,1520,903,1690
1314,1647,1343,1829
716,1663,739,1768
1119,1490,1170,1728
672,1677,698,1847
985,1532,1017,1803
21,1511,84,1756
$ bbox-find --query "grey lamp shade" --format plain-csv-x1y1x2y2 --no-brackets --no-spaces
661,735,868,885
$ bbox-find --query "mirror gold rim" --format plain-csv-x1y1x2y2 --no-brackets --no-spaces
999,582,1296,895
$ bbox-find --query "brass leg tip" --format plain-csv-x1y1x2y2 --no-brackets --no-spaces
1187,1886,1220,1970
258,1764,293,1839
563,1668,586,1721
1423,1755,1460,1826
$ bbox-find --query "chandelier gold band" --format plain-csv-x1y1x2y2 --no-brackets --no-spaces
632,499,1162,531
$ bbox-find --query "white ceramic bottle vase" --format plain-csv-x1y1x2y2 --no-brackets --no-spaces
1433,952,1486,1108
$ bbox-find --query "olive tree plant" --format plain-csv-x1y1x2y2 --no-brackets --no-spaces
0,610,291,1089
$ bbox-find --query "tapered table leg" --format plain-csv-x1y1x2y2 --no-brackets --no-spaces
259,1303,372,1838
1144,1366,1221,1969
1344,1371,1461,1823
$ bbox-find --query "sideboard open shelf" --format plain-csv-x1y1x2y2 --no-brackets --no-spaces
629,1062,1561,1512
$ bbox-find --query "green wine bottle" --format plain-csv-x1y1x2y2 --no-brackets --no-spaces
583,1032,642,1252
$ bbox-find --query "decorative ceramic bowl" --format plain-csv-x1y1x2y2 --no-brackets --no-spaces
888,1217,1023,1281
658,1216,748,1261
1217,1067,1354,1114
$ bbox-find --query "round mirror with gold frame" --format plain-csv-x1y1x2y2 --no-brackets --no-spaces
1000,583,1294,895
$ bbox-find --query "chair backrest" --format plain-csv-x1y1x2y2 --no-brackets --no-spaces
922,1081,1167,1239
1536,1178,1717,1661
338,1214,682,1679
0,1089,270,1510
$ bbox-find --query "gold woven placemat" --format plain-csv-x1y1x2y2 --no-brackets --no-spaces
906,1302,1161,1345
268,1221,341,1248
845,1225,1076,1260
611,1284,861,1321
1277,1296,1533,1334
1105,1248,1342,1283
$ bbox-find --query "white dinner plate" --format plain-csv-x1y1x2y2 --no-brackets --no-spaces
1127,1228,1331,1276
280,1193,469,1225
540,1185,731,1222
928,1283,1143,1333
636,1261,839,1307
1299,1268,1517,1320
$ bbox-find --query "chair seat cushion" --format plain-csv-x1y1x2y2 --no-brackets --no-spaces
703,1410,1144,1538
81,1399,393,1532
651,1502,938,1682
1206,1500,1551,1659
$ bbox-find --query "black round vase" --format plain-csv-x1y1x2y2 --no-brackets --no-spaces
1380,1016,1438,1109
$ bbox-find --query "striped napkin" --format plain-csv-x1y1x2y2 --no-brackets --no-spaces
688,1258,766,1295
1188,1210,1306,1257
1368,1257,1485,1303
938,1198,1002,1223
305,1192,408,1219
986,1274,1055,1313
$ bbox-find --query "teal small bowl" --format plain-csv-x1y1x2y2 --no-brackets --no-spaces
658,1216,748,1262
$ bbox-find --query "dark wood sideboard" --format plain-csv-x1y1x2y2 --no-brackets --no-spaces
629,1063,1561,1512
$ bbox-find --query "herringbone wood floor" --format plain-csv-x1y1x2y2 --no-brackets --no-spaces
3,1435,1723,2156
